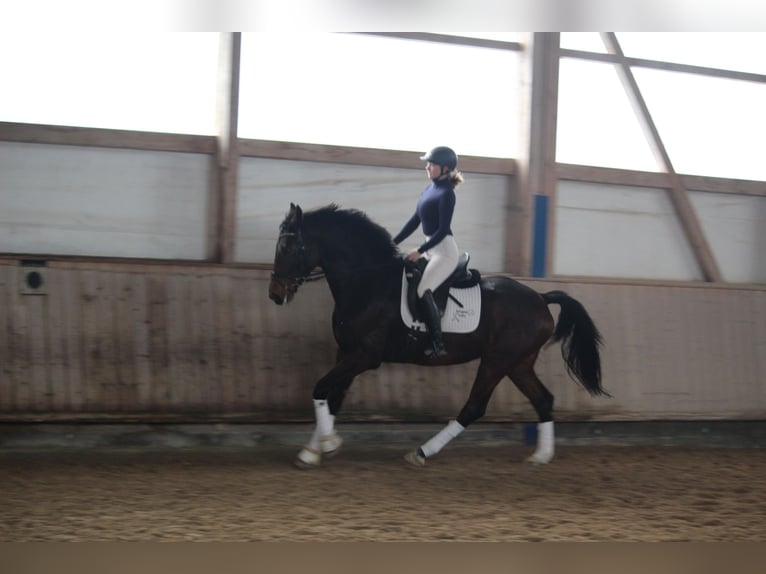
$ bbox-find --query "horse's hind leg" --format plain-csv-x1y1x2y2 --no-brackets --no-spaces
404,359,506,467
509,355,555,465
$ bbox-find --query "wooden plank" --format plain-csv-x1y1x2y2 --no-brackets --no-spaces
213,32,242,264
0,271,8,408
26,290,50,412
46,267,69,411
244,272,273,412
559,48,766,85
516,33,560,277
0,122,217,154
557,164,766,197
601,33,722,283
238,139,516,176
60,267,84,410
212,274,237,410
0,266,12,409
165,273,188,411
539,34,561,278
679,174,766,197
129,272,153,410
229,273,254,410
195,272,221,411
250,276,274,413
180,270,206,410
0,266,20,410
96,270,120,411
146,276,171,411
11,272,33,411
1,124,515,177
2,263,766,421
77,269,98,411
356,32,523,52
511,32,534,276
111,270,138,411
165,273,187,410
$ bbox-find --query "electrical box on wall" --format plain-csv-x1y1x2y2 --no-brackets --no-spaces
19,260,48,295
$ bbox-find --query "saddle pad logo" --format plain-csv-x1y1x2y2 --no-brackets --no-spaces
400,271,481,334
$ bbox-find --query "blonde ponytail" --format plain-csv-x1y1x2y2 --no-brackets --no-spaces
449,170,464,189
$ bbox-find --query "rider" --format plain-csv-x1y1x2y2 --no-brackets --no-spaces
393,146,463,357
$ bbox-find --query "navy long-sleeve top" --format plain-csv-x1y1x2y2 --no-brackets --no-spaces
393,178,456,254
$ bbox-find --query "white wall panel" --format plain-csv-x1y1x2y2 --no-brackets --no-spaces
0,142,211,259
553,181,703,281
690,191,766,284
236,157,510,271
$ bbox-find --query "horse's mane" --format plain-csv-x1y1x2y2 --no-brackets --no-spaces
302,204,399,261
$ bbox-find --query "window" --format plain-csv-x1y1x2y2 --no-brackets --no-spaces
557,32,766,179
557,58,658,172
634,68,766,180
0,32,219,134
238,33,520,158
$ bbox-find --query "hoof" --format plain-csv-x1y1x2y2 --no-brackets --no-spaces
320,432,343,458
294,446,321,470
525,453,553,467
404,450,426,468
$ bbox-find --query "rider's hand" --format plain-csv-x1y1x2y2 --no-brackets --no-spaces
406,250,421,262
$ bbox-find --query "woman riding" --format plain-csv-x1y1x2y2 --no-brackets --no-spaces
393,146,463,357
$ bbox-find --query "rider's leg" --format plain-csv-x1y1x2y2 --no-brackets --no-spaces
417,236,459,356
420,289,446,356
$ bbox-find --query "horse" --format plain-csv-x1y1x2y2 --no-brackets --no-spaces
268,203,608,469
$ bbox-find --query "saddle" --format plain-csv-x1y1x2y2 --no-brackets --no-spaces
404,252,481,322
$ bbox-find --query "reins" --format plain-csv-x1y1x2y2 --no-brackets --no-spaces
275,260,403,286
271,230,401,288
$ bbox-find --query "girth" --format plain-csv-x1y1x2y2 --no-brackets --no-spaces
404,252,481,321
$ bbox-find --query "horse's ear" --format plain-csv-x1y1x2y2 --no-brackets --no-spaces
287,203,303,228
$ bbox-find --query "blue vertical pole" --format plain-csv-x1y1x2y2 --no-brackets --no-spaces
532,194,548,278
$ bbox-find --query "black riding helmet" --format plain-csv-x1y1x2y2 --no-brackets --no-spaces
420,146,458,170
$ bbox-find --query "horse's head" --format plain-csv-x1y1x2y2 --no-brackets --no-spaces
269,203,320,305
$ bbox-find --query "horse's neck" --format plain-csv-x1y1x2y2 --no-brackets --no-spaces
319,247,400,310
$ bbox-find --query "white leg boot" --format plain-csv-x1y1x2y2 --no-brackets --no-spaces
295,400,343,469
527,421,555,465
404,420,464,467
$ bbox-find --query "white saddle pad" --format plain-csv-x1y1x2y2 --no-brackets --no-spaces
400,270,481,334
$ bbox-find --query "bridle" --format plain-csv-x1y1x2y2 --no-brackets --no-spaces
270,229,405,296
270,231,325,295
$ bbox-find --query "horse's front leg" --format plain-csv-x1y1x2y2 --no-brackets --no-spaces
294,397,345,469
295,351,375,469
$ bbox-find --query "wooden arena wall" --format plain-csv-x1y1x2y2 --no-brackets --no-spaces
1,259,764,423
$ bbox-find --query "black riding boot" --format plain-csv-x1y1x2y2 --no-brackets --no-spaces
421,289,447,357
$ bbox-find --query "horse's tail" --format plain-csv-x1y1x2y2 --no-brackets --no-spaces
542,290,610,397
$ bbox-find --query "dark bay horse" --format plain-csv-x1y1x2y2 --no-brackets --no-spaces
268,203,608,468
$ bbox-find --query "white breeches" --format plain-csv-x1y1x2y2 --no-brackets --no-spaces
418,235,459,298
